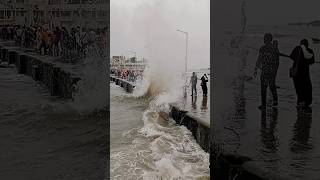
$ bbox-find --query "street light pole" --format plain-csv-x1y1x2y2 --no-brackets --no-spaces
177,29,189,97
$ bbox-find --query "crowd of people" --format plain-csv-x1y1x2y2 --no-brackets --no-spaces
0,24,108,61
111,68,143,82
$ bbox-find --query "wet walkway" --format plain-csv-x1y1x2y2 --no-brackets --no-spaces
215,27,320,179
173,84,210,124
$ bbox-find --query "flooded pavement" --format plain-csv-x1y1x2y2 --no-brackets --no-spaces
215,25,320,179
0,65,108,180
173,71,210,124
174,85,210,124
110,82,209,179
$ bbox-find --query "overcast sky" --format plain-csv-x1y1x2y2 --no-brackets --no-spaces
111,0,210,69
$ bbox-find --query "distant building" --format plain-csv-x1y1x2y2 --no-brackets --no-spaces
0,2,14,25
15,0,48,26
112,55,126,63
111,55,147,71
0,0,109,29
48,0,109,29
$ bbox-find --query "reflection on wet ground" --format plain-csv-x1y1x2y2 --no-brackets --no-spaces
174,84,210,124
222,74,320,179
218,30,320,179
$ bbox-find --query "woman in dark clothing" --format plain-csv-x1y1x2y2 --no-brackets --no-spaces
201,74,209,97
290,39,315,108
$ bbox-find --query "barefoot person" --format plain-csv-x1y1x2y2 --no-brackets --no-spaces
289,39,315,110
254,33,278,109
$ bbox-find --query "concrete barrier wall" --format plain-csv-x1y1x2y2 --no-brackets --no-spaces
110,76,135,93
169,105,210,152
110,75,210,153
212,151,291,180
0,44,81,99
109,78,289,179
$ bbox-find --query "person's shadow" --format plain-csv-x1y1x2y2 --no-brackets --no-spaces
290,108,313,153
260,108,279,153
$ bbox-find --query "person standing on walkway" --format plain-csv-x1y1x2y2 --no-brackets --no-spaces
190,72,198,96
36,27,41,50
289,39,315,110
2,25,8,41
75,26,81,56
21,26,26,48
201,74,208,97
38,27,48,55
16,26,22,46
254,33,278,109
53,26,61,57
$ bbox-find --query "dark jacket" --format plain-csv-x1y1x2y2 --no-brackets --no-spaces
201,76,208,87
290,46,314,78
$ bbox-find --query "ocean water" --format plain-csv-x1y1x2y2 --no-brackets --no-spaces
0,64,108,180
110,82,209,179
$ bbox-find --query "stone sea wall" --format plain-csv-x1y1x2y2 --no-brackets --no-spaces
110,75,210,153
0,42,81,99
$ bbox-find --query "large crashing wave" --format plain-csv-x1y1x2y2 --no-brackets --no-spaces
132,58,185,104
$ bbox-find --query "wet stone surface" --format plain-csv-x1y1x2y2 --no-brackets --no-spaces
216,26,320,179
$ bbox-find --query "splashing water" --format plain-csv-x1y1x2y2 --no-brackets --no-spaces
133,57,186,102
72,43,109,113
113,56,210,179
110,82,210,179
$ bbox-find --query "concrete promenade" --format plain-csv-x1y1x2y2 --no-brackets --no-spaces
0,41,81,99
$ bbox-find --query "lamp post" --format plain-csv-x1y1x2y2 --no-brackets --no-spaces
177,29,189,97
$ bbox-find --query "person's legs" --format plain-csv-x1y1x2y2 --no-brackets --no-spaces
260,75,268,107
39,41,44,55
203,85,208,96
53,42,57,56
269,76,278,105
304,77,313,106
44,42,47,55
202,85,205,96
191,85,196,96
58,41,61,56
293,77,303,105
191,85,193,96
